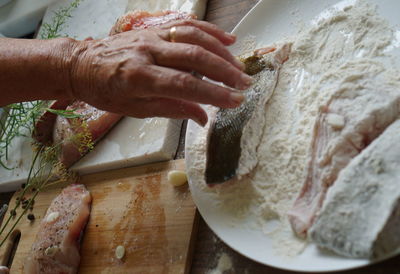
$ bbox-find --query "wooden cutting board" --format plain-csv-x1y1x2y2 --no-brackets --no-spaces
0,159,198,273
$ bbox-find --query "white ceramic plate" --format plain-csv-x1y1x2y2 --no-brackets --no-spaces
185,0,400,272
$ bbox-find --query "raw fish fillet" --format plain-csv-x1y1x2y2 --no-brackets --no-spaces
310,119,400,259
110,10,195,35
288,69,400,237
24,184,91,274
53,101,122,168
205,44,291,184
32,100,73,146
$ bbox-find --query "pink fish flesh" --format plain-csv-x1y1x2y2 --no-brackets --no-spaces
24,184,91,274
32,100,73,146
109,10,196,35
53,101,122,168
288,72,400,237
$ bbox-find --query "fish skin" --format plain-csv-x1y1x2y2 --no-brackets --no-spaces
309,119,400,259
205,44,291,185
288,61,400,237
24,184,91,274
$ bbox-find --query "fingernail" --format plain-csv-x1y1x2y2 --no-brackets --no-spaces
236,73,253,90
225,32,236,38
230,92,245,106
225,32,236,43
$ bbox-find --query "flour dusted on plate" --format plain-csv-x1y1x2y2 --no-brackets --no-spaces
186,0,400,256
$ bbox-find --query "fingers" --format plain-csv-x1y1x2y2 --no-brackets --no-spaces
121,97,208,126
133,65,245,109
151,42,251,90
159,19,236,46
159,26,244,70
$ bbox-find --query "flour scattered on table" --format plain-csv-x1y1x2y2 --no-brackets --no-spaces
208,253,233,274
186,0,400,257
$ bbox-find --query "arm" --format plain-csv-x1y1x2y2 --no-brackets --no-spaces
0,37,75,105
0,20,252,126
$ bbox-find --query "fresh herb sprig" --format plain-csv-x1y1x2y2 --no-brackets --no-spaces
45,108,82,119
0,0,85,168
40,0,83,39
0,103,84,169
0,144,75,247
0,101,46,169
0,0,86,248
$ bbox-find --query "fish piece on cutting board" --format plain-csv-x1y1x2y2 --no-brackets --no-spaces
288,60,400,237
126,0,207,20
32,100,73,146
0,160,197,273
110,10,196,35
53,101,122,168
205,44,291,184
24,184,92,274
39,0,207,41
309,119,400,259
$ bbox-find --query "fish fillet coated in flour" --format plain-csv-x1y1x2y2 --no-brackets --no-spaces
24,184,92,274
205,44,291,184
288,63,400,237
309,119,400,259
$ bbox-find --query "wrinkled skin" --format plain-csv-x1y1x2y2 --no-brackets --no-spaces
70,20,252,126
0,20,251,126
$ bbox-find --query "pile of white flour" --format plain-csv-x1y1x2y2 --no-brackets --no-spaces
186,0,400,256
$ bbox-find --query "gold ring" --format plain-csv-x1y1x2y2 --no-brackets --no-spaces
169,26,177,42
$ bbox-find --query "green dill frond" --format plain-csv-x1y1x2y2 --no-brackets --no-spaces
0,0,84,247
52,161,77,183
69,119,94,155
45,108,83,119
40,0,83,40
0,101,45,168
42,143,61,163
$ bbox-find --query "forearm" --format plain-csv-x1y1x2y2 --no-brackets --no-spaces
0,37,77,106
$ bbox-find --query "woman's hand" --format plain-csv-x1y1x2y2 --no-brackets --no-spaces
69,20,252,126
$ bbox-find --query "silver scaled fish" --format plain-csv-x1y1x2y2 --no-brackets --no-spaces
205,44,291,185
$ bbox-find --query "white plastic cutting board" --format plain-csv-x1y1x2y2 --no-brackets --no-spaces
0,0,207,192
